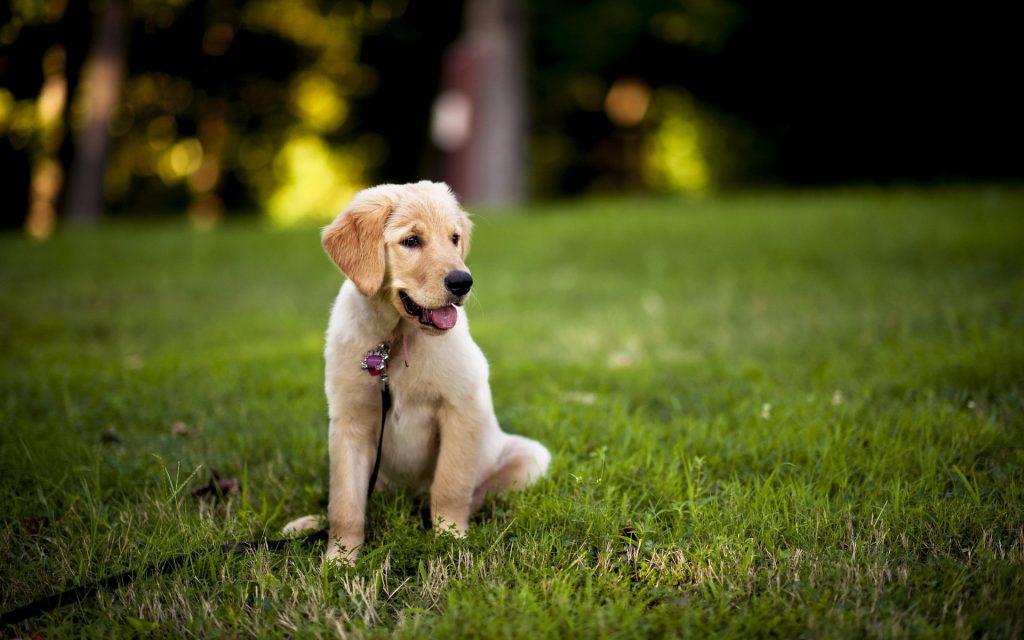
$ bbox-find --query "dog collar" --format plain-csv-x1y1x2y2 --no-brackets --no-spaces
361,342,391,382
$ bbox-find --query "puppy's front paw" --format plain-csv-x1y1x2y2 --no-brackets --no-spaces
326,539,359,565
433,516,468,538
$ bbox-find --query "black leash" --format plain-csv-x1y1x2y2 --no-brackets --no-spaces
367,380,391,499
2,364,394,629
0,528,328,628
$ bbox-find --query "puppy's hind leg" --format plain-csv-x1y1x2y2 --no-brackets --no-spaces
282,514,326,536
472,435,551,511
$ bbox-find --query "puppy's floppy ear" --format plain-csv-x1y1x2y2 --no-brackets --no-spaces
322,185,397,296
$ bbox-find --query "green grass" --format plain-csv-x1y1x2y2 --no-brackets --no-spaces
2,186,1023,637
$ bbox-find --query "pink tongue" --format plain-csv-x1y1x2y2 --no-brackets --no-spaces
425,305,458,330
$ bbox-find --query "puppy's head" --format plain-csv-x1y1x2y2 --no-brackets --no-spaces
322,181,473,334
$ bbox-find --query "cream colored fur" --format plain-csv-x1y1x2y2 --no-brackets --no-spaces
284,181,550,563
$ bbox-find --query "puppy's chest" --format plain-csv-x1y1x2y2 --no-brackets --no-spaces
382,380,442,486
384,362,443,437
385,341,458,396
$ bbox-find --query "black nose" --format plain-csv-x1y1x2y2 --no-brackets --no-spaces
444,270,473,296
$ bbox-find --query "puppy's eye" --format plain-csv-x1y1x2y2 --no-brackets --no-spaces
400,235,421,248
451,233,460,246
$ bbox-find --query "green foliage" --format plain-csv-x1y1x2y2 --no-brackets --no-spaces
0,0,399,227
2,187,1023,637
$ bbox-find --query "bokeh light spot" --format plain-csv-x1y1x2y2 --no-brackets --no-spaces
158,137,203,183
605,78,651,127
266,133,364,226
290,73,347,132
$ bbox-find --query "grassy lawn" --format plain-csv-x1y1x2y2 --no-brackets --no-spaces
2,186,1023,637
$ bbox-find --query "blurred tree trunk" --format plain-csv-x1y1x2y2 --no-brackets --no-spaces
436,0,526,206
64,0,129,223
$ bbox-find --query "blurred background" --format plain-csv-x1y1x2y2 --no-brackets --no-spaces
1,0,1020,236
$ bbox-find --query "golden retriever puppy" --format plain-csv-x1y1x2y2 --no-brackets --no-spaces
285,181,550,563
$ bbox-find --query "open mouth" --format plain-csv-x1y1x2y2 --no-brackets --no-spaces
399,291,458,331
